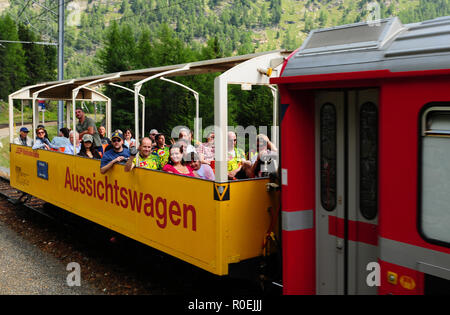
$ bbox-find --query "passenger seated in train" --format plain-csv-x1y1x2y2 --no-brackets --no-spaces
32,126,59,150
124,137,160,172
37,124,49,140
152,133,169,168
178,128,196,153
13,127,33,147
162,143,197,177
63,131,81,155
187,152,215,181
103,129,125,152
78,134,102,159
51,127,70,149
149,129,158,148
227,131,252,180
249,134,278,178
100,131,130,174
197,131,215,166
98,126,110,145
124,128,136,148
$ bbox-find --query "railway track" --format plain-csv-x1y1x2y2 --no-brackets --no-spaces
0,176,55,220
0,176,269,295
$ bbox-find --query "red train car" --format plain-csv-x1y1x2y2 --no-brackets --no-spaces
272,16,450,294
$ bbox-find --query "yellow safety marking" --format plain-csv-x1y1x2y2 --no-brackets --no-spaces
214,183,229,201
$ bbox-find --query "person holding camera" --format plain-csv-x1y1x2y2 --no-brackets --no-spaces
124,137,160,172
249,134,278,178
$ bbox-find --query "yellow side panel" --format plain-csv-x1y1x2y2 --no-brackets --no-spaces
10,145,218,274
221,180,280,273
10,145,280,276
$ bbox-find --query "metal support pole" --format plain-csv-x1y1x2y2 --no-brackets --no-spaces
57,0,64,129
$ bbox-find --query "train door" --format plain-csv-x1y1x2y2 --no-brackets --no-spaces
315,89,379,295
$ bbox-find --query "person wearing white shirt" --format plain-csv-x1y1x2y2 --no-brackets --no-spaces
13,127,33,147
64,131,81,155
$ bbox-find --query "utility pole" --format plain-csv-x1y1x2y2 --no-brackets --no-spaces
58,0,65,130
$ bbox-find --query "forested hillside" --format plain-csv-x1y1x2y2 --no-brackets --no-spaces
2,0,450,80
1,0,449,136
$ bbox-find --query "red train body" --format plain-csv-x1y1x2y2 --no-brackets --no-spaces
272,16,450,294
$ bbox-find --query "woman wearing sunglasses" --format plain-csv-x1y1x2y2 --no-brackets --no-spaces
32,126,59,150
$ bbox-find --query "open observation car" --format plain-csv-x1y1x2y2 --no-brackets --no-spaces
273,16,450,294
9,14,450,295
8,51,289,278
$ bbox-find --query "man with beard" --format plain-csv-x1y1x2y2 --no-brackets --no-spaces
100,131,130,174
75,107,103,153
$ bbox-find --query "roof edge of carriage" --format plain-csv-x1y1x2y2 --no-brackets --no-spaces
276,15,450,80
10,49,292,100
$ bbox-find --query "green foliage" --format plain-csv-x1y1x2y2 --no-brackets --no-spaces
0,14,26,100
2,0,450,141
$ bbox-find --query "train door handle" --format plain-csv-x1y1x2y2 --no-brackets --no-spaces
336,239,344,250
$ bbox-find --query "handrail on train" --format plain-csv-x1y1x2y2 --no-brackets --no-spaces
108,83,146,140
160,77,200,143
133,64,191,146
31,79,75,143
213,52,285,182
70,73,121,153
8,82,110,145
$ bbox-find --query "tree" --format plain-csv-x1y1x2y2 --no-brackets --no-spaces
97,21,139,130
0,14,26,100
18,23,47,86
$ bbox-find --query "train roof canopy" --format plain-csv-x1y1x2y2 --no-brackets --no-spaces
280,16,450,78
12,50,289,99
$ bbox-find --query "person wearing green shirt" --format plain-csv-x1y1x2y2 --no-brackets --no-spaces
75,107,103,153
152,133,170,169
125,137,160,171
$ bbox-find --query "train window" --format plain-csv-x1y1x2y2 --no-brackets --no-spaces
359,102,378,220
420,107,450,246
320,103,337,211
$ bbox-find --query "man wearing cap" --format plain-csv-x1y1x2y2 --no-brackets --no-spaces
75,107,103,153
13,127,33,147
100,131,130,174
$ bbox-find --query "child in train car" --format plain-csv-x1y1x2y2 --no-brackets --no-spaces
187,152,215,181
124,137,160,171
151,133,170,169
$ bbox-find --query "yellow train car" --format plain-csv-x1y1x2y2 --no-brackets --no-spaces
8,51,288,276
10,145,278,275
